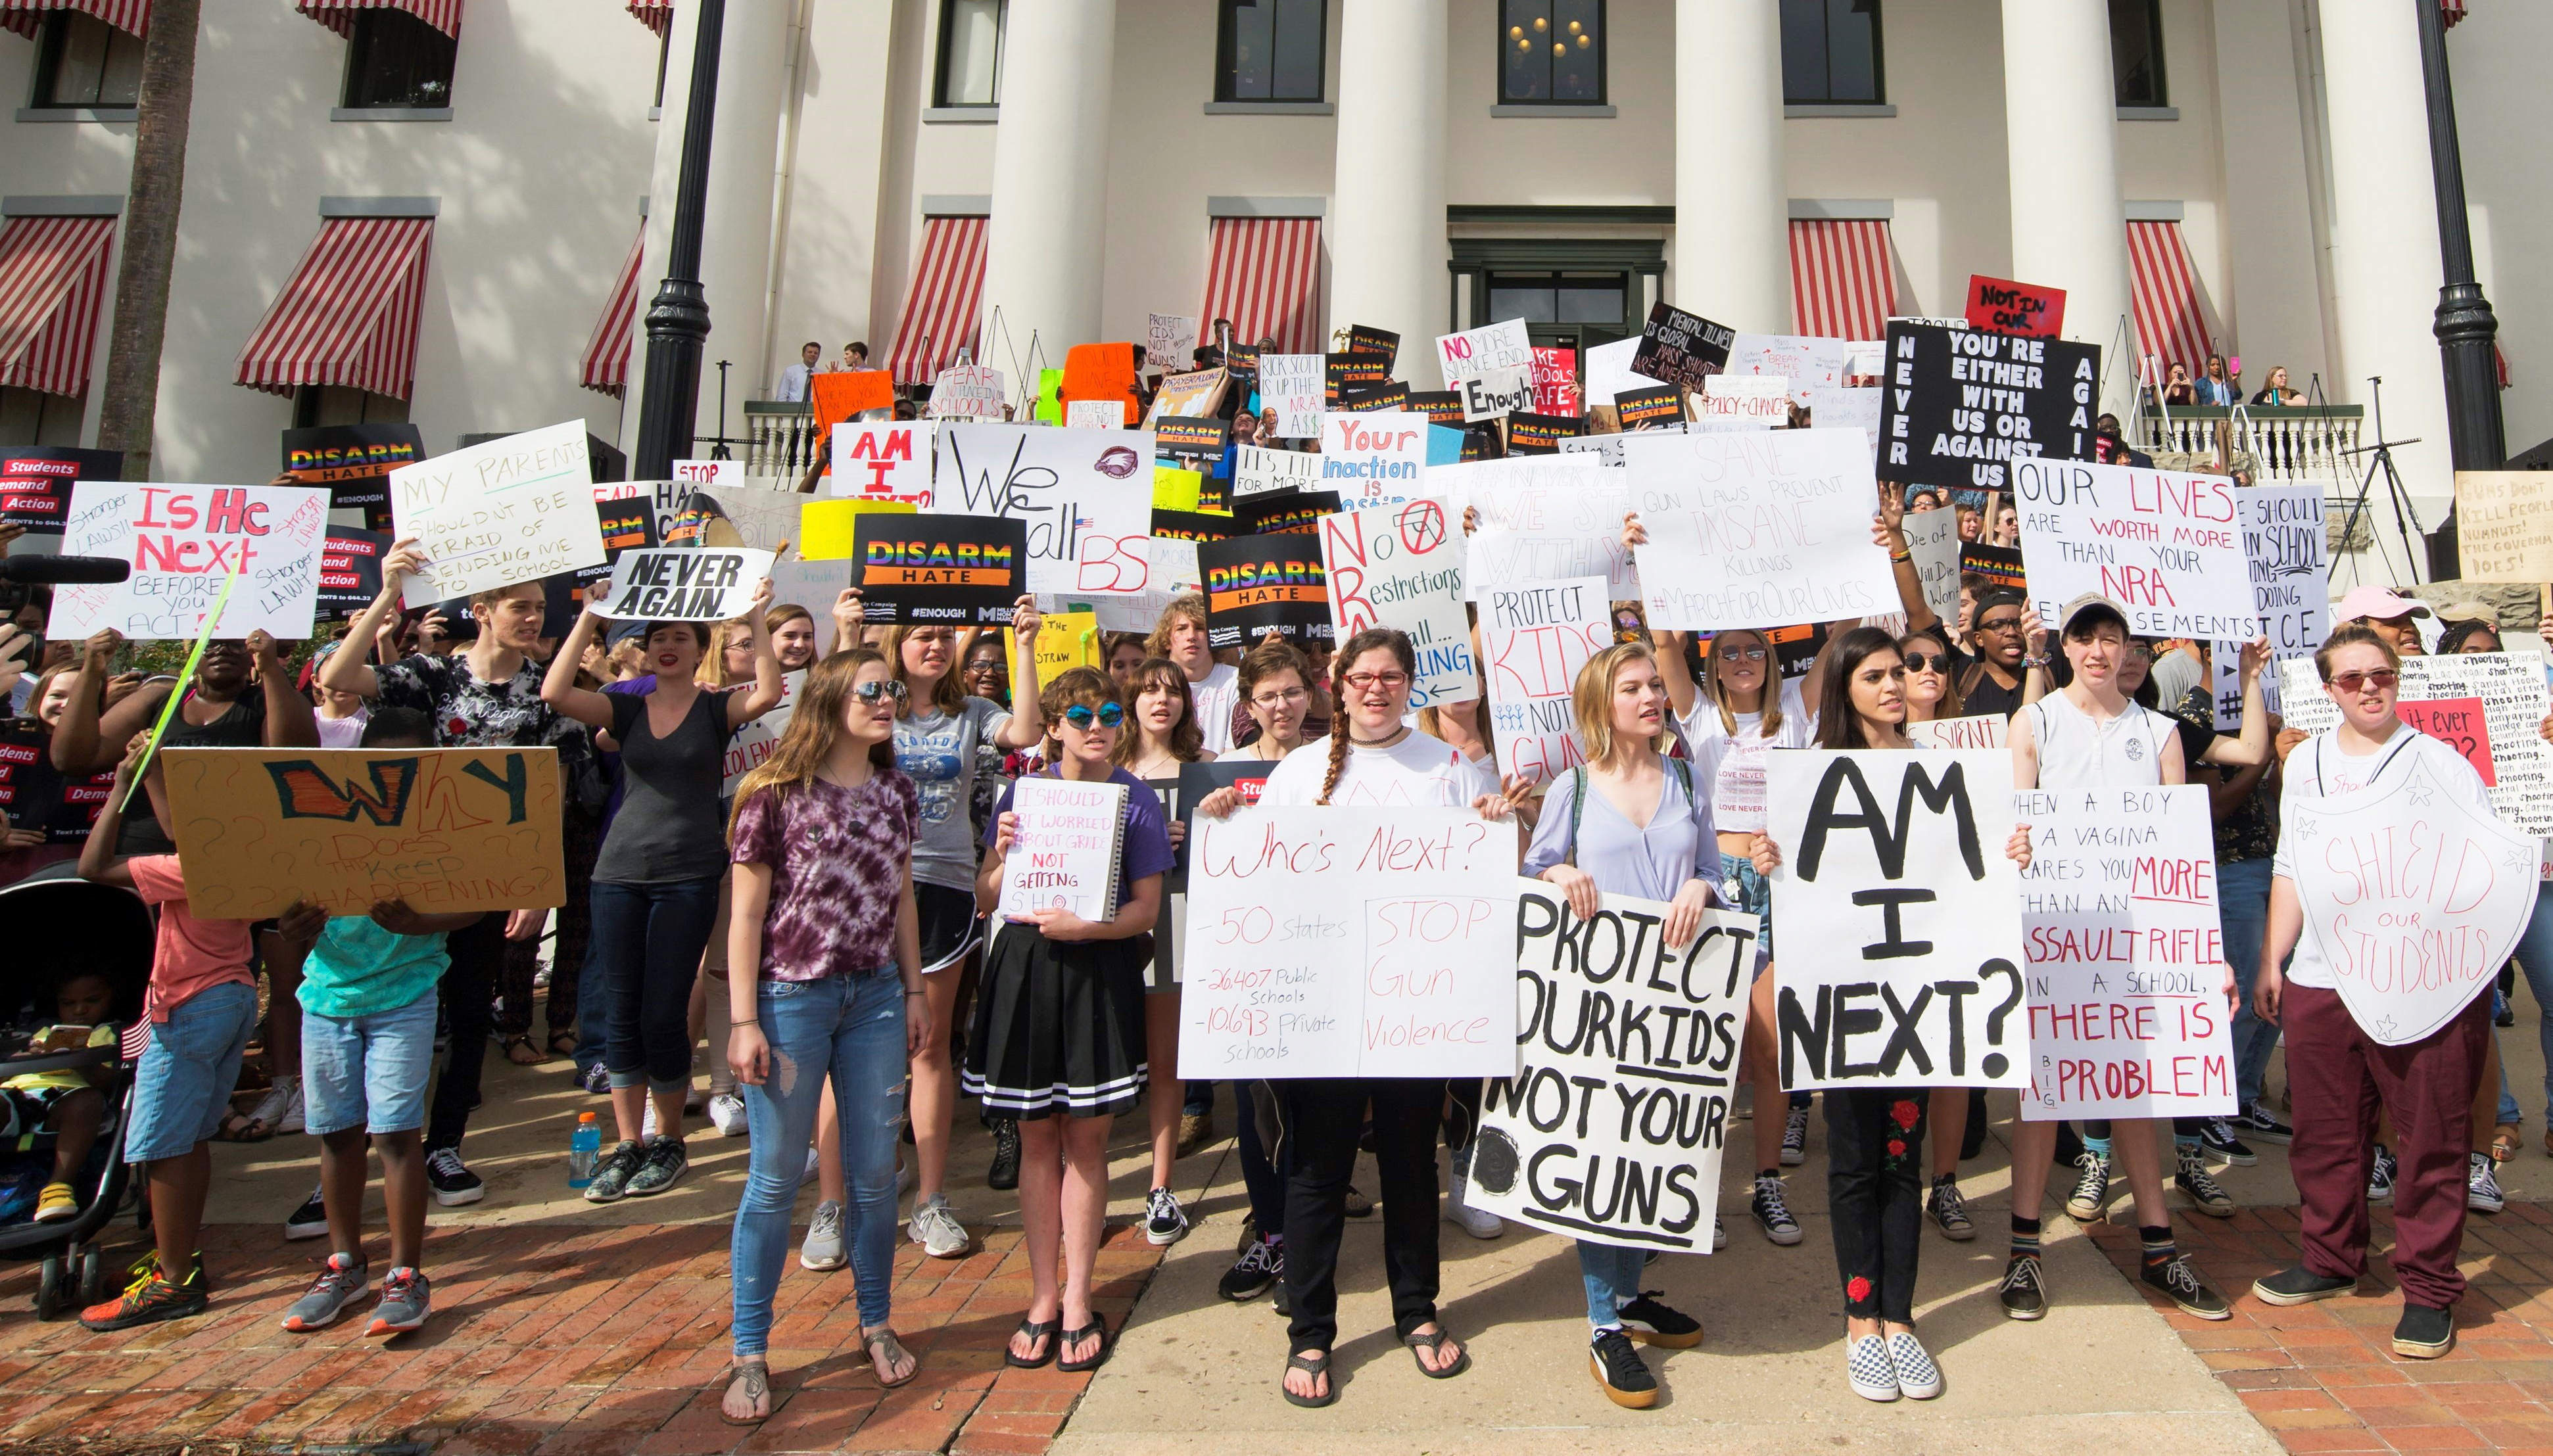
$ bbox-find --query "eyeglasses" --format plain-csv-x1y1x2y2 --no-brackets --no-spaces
1714,645,1768,663
2124,645,2155,662
1251,686,1309,709
1061,702,1126,729
1901,652,1949,674
1974,617,2022,634
2327,669,2399,694
852,680,909,704
1341,671,1410,691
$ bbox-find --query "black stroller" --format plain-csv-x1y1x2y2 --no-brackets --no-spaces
1,870,155,1319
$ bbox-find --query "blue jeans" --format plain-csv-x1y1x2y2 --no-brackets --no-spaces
730,973,907,1353
2217,857,2279,1112
1577,1239,1644,1331
2506,893,2553,1126
124,981,258,1162
300,989,437,1137
590,875,725,1094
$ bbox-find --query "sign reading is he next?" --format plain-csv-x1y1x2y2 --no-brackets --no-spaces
1876,321,2099,492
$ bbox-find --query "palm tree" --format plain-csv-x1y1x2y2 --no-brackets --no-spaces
95,0,200,482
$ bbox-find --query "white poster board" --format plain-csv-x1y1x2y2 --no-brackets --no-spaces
1318,412,1431,511
1436,318,1533,387
1481,575,1609,786
926,364,1006,419
2212,486,2326,729
1232,443,1322,500
996,776,1130,922
599,547,775,621
46,482,331,641
672,459,740,488
1179,807,1522,1078
1469,880,1758,1252
391,421,602,607
1258,354,1325,438
1582,336,1657,408
1066,400,1124,430
1692,376,1790,432
1765,750,2032,1089
2017,786,2237,1119
1088,535,1203,634
2011,459,2258,640
1147,313,1198,372
1624,428,1896,631
935,423,1155,599
2278,654,2553,837
1459,365,1535,423
723,669,804,796
1728,334,1850,406
827,421,936,506
1450,456,1634,601
1319,500,1477,709
1909,714,2009,751
1902,504,1962,624
1805,386,1884,462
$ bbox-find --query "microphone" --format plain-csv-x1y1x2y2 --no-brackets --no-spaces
0,555,134,584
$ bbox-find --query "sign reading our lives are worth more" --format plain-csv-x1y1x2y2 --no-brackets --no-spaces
47,481,331,642
2013,458,2259,641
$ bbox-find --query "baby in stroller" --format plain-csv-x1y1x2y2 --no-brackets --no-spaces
4,971,118,1224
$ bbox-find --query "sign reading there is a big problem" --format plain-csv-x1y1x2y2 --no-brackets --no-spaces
1629,302,1734,392
1198,533,1332,650
598,547,776,622
850,512,1026,626
1874,321,2100,493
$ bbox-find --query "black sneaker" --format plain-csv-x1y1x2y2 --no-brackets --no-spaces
2141,1255,2231,1321
1272,1280,1291,1319
583,1140,646,1204
2237,1103,2293,1144
1779,1105,1809,1166
624,1137,688,1197
2393,1303,2454,1359
986,1117,1020,1192
1219,1236,1282,1302
1750,1174,1803,1246
2176,1143,2237,1217
1999,1254,2047,1321
283,1186,329,1241
424,1148,485,1208
577,1061,611,1096
1143,1186,1191,1246
2196,1117,2256,1167
1616,1290,1703,1349
2252,1265,2356,1305
1589,1328,1658,1409
1927,1177,1974,1241
80,1261,208,1331
2368,1144,2398,1203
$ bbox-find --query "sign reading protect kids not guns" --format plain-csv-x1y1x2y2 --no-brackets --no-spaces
1177,807,1521,1079
1765,751,2032,1091
1482,575,1610,787
159,746,565,920
47,481,331,642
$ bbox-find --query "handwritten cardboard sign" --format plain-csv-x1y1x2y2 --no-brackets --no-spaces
1728,334,1849,406
1804,385,1884,460
2013,459,2258,640
1903,504,1963,624
998,776,1130,922
2454,471,2553,581
391,421,603,607
1320,500,1476,709
811,369,896,426
1318,411,1429,510
1147,312,1198,372
1257,354,1325,438
926,363,1006,419
851,512,1025,626
1529,346,1583,417
1454,456,1634,601
1623,429,1895,631
48,481,331,642
2397,697,2496,786
1483,575,1610,787
1232,442,1321,499
723,669,803,797
2278,653,2553,835
1965,275,2066,339
671,459,740,488
934,423,1155,599
1436,318,1533,387
1629,302,1734,392
1460,365,1535,423
1908,714,2009,751
1874,321,2100,493
1692,376,1788,433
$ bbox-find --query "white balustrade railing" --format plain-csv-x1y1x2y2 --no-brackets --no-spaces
2136,404,2365,486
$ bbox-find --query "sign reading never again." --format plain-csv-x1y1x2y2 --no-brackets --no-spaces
598,547,775,622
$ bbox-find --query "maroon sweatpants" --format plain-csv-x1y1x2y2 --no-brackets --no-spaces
2284,983,2489,1309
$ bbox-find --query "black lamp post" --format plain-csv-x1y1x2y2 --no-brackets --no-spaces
2415,0,2504,578
633,0,727,481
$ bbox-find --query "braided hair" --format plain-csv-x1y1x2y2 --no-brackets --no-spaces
1318,628,1416,807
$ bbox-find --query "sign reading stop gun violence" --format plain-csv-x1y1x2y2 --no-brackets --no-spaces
1622,428,1897,632
391,421,603,608
47,481,331,642
1466,881,1758,1250
1482,575,1610,786
1178,807,1521,1079
2279,653,2553,838
1765,751,2031,1090
1874,320,2100,494
2012,458,2260,641
2017,786,2236,1119
1320,500,1477,709
160,746,565,921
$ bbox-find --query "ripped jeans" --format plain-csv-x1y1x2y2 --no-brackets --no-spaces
730,971,907,1353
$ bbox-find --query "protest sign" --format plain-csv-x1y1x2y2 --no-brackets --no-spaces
282,423,421,511
1155,416,1230,458
849,512,1025,626
1530,346,1583,417
1583,335,1657,408
2212,485,2326,728
1232,442,1321,499
2287,753,2542,1045
672,459,740,488
1435,318,1533,387
1087,534,1198,634
667,485,798,552
47,481,329,642
1067,400,1126,429
1629,302,1734,392
1469,881,1757,1250
997,776,1132,922
927,363,1006,419
1965,275,2066,338
1482,575,1610,786
935,423,1155,599
2012,459,2258,641
580,496,658,586
1615,386,1684,429
723,669,803,797
2015,786,2235,1119
1908,715,2009,751
1320,500,1477,709
1147,313,1198,372
598,546,775,622
1060,342,1141,424
2454,471,2553,581
1456,456,1635,601
796,498,916,561
2398,698,2496,785
1345,323,1400,367
1729,335,1849,406
826,421,935,505
1692,376,1788,433
0,446,120,534
1506,413,1583,454
1341,383,1412,414
1175,760,1273,868
1961,542,2026,594
0,722,113,844
160,745,565,919
1804,385,1884,459
1325,352,1390,401
1623,429,1894,632
1874,321,2099,492
1178,806,1519,1077
811,369,897,427
1765,750,2031,1090
1149,509,1233,544
1036,368,1063,424
2278,653,2553,836
390,421,602,607
1008,608,1099,687
1199,533,1331,649
315,527,390,619
1151,466,1203,513
1319,412,1429,509
1460,365,1535,423
1235,490,1337,536
1903,504,1962,623
1258,354,1325,437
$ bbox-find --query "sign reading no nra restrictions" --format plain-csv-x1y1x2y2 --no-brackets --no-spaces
1481,575,1610,787
49,481,331,642
1198,532,1331,649
1622,428,1896,632
160,746,565,920
1765,750,2032,1091
1178,807,1519,1079
391,421,604,608
1875,321,2099,493
1629,302,1734,392
2012,459,2259,641
599,547,774,622
1320,500,1477,709
1468,880,1758,1251
851,512,1026,627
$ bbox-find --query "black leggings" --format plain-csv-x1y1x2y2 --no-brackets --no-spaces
1825,1087,1928,1323
1280,1077,1443,1353
591,874,723,1093
428,912,504,1151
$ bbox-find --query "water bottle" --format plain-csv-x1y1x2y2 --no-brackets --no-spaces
567,1112,601,1187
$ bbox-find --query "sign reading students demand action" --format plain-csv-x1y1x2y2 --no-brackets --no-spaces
851,511,1026,626
1874,321,2099,493
599,547,775,621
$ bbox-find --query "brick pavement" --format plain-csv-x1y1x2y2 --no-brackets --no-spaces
0,1218,1165,1455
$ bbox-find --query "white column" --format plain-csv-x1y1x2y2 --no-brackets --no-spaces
2316,1,2452,523
2001,0,2133,416
980,0,1118,373
1673,0,1788,333
1329,0,1446,369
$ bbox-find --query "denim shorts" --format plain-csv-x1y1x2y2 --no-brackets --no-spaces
301,989,438,1137
124,980,258,1162
1719,850,1774,974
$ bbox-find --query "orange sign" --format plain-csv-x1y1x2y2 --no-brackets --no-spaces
811,369,897,429
1058,342,1140,426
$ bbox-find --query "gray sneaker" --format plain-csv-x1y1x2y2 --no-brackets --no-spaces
280,1252,368,1332
909,1194,970,1258
583,1140,646,1204
624,1137,688,1197
799,1200,847,1270
366,1266,431,1336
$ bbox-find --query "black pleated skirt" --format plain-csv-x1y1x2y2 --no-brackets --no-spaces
961,922,1149,1121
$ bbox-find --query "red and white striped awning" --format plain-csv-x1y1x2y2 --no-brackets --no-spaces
0,214,116,398
581,225,646,397
2442,0,2468,28
295,0,462,39
234,216,434,399
627,0,671,35
1,0,149,39
1788,219,1896,340
1198,216,1323,356
2126,220,2215,383
886,214,988,385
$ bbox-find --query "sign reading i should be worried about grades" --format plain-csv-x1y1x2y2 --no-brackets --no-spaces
1178,807,1521,1079
47,481,331,642
2013,458,2258,641
598,547,774,621
1765,750,2031,1090
1467,880,1759,1251
391,421,604,608
850,512,1026,627
1320,500,1476,709
1482,575,1610,787
1623,428,1896,632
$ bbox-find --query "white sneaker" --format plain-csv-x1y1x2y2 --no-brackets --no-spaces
642,1098,659,1140
909,1194,970,1258
245,1075,303,1136
2469,1151,2506,1214
799,1200,846,1270
1885,1330,1944,1399
1845,1333,1899,1402
707,1092,748,1137
800,1145,819,1189
1445,1167,1504,1240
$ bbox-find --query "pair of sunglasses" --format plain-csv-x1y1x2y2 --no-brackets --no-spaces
852,680,909,704
2328,669,2399,694
1062,702,1126,730
1901,651,1949,673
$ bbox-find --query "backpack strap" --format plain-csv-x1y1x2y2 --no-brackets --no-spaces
1565,766,1587,867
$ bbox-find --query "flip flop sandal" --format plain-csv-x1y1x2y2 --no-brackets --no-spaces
1005,1318,1059,1369
718,1361,773,1426
865,1329,919,1389
2492,1125,2522,1163
1282,1350,1336,1409
548,1031,581,1058
1057,1319,1112,1374
215,1108,274,1143
1402,1328,1470,1380
500,1035,544,1066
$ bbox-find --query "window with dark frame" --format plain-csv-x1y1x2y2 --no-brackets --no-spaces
1779,0,1884,106
1498,0,1604,106
341,7,457,110
30,11,145,110
2110,0,2167,106
934,0,1006,108
1485,273,1629,328
1217,0,1325,103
